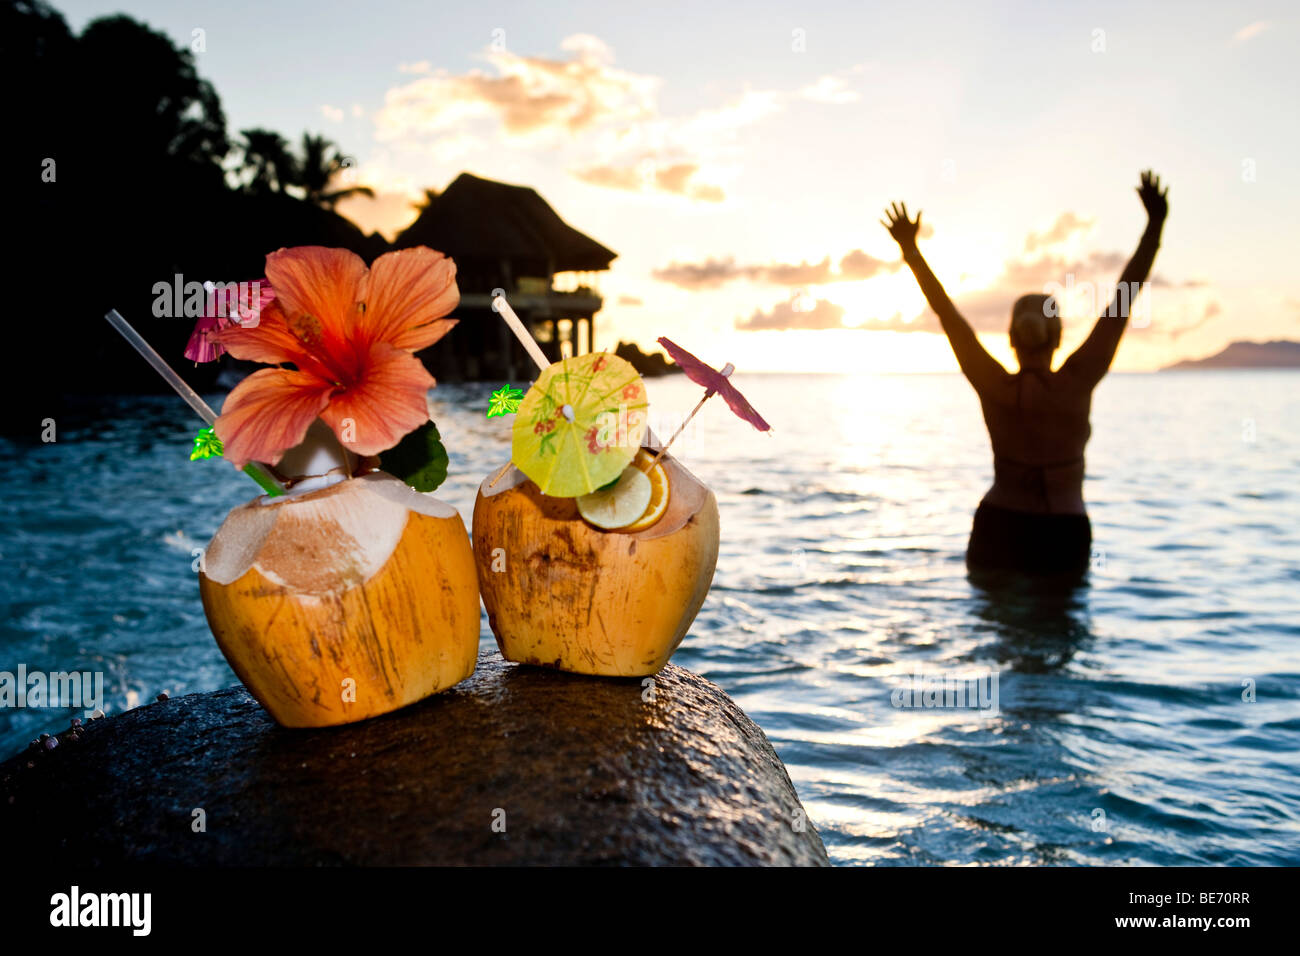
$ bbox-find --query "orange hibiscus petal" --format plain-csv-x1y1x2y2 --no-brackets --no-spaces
212,301,319,370
318,344,436,457
393,316,458,353
214,368,335,468
265,246,367,364
360,247,460,351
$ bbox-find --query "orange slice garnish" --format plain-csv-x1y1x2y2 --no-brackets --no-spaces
620,449,671,531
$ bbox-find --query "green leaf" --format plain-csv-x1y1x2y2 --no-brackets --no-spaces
380,420,449,493
190,426,224,461
486,384,524,418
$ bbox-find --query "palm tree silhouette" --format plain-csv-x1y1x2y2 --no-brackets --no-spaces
238,128,298,194
297,132,375,209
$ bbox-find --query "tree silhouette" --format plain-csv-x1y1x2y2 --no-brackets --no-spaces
73,15,229,188
4,0,403,428
412,188,439,212
238,128,298,195
2,1,77,193
297,132,375,209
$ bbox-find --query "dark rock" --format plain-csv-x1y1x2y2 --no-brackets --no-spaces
613,340,683,377
0,651,827,866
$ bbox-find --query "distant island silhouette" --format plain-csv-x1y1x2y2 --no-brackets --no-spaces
613,341,683,377
1162,340,1300,370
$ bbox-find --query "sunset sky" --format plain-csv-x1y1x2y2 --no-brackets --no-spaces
63,0,1300,372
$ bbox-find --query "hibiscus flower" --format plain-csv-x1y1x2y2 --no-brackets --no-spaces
212,246,458,468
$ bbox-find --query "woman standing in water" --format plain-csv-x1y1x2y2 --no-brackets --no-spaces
882,170,1169,580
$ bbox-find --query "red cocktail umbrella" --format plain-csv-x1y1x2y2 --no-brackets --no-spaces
650,337,770,465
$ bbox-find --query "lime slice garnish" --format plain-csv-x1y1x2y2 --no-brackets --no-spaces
576,465,652,530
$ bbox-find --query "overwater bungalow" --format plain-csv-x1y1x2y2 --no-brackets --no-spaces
395,172,617,382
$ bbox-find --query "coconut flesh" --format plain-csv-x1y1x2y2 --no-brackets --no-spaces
205,442,456,591
271,419,359,496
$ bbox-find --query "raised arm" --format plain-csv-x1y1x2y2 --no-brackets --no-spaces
1063,170,1169,387
882,202,1007,393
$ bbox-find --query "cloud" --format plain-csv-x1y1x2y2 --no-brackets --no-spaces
950,248,1208,331
851,311,939,333
1167,300,1221,340
616,294,643,306
1149,273,1206,289
1023,212,1094,252
375,38,858,207
652,257,750,289
838,249,898,280
1079,250,1127,273
1123,300,1224,342
560,33,616,62
801,75,859,104
376,36,776,203
763,257,834,285
671,89,784,139
654,162,724,201
652,249,900,288
660,216,1212,342
950,251,1106,330
573,161,725,201
1234,21,1271,43
572,89,780,202
736,295,846,331
320,104,345,123
375,38,657,142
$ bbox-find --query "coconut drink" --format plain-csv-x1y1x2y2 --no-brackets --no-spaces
108,244,478,727
201,467,479,727
474,445,719,677
472,299,765,678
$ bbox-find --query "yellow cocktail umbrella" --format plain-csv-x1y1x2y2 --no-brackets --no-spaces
511,352,648,497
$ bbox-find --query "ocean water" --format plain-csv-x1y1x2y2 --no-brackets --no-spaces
2,370,1298,866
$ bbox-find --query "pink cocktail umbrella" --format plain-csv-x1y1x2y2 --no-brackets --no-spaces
650,337,770,466
184,279,275,364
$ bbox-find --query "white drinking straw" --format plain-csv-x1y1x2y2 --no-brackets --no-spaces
492,294,551,373
107,310,220,425
487,293,548,489
104,309,285,495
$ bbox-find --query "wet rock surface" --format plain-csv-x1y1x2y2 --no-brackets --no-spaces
0,651,828,866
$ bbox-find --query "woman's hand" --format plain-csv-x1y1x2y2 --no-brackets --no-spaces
881,201,922,250
1137,169,1168,223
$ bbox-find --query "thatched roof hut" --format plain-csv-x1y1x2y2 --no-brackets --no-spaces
396,172,617,381
396,172,615,287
